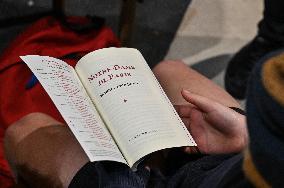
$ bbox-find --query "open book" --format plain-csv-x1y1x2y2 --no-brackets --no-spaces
21,48,196,170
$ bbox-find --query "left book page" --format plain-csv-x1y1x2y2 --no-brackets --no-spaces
21,55,126,164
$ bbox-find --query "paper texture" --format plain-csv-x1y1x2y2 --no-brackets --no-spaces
21,55,126,164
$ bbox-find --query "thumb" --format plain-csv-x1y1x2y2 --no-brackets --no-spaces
181,89,217,113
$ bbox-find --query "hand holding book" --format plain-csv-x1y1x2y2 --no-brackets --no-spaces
21,48,196,169
175,90,247,154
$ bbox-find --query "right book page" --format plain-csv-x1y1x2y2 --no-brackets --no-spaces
75,48,196,167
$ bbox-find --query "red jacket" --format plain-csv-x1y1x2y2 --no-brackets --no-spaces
0,16,119,187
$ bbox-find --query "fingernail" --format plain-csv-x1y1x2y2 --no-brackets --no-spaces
184,147,191,153
145,166,151,172
183,89,191,94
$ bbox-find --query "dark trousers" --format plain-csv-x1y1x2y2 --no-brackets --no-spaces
259,0,284,43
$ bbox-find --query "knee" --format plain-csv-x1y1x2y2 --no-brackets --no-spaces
5,113,40,144
4,113,62,150
153,60,186,72
153,60,189,76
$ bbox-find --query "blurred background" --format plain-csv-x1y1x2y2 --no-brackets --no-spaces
0,0,262,91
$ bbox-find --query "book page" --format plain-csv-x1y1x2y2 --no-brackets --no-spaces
21,55,126,164
75,48,196,167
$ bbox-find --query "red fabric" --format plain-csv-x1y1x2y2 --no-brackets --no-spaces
0,16,120,187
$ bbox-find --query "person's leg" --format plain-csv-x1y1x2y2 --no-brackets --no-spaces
4,113,89,187
153,60,240,108
4,113,150,188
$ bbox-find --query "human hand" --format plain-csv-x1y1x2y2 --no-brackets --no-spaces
175,90,248,154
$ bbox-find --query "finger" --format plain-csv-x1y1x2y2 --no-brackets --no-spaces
184,146,192,154
183,146,201,154
181,118,190,130
174,105,181,114
181,89,218,113
174,104,193,117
